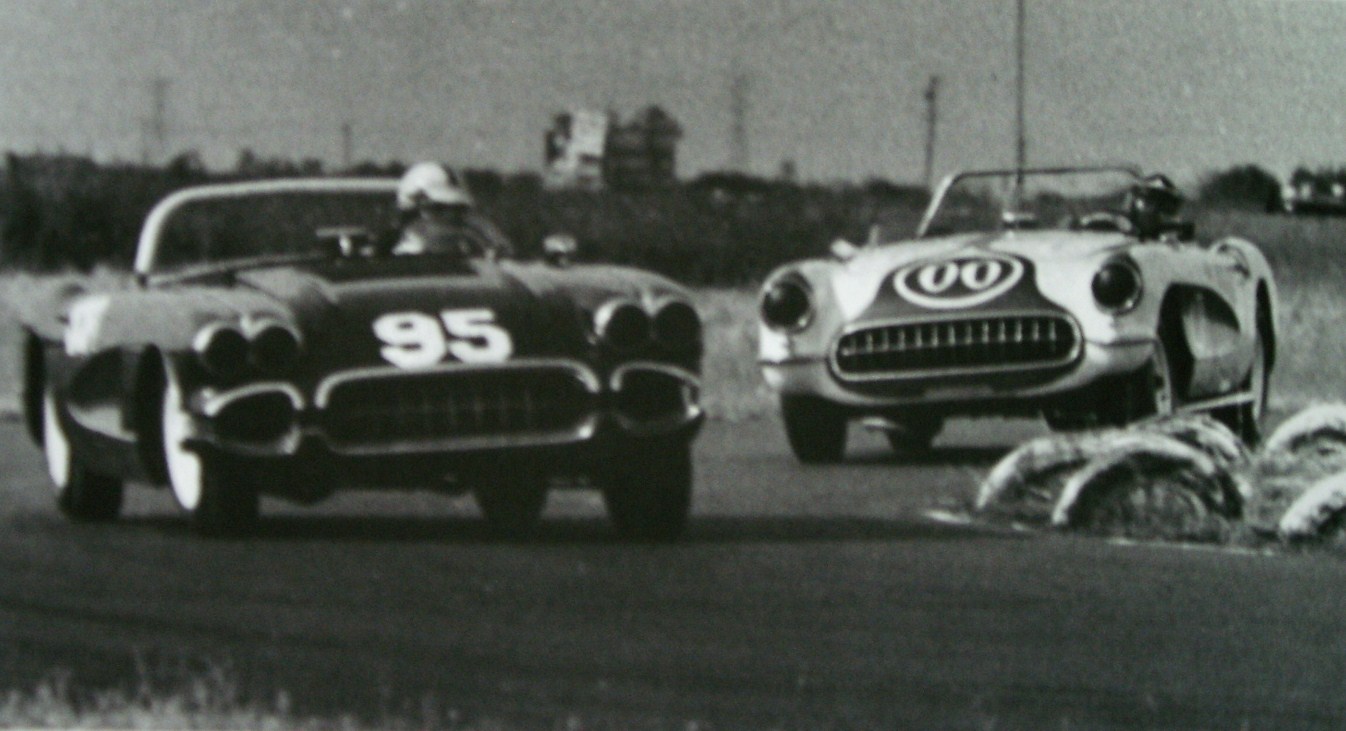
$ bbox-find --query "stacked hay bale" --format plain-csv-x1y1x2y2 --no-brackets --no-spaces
974,404,1346,547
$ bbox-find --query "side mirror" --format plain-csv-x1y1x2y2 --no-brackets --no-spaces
830,238,859,262
543,233,578,267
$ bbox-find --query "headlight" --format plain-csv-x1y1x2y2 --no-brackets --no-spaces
1092,258,1143,312
595,301,651,349
193,323,249,378
249,321,302,375
652,300,701,350
760,277,813,331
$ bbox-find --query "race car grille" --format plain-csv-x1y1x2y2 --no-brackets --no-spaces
318,367,597,452
832,314,1080,378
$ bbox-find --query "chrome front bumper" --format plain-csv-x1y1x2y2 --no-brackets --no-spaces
759,337,1155,409
188,359,703,458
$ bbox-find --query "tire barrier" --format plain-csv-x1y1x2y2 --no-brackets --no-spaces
974,406,1346,547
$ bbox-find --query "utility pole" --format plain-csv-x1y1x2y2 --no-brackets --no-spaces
150,77,169,165
923,75,940,189
1014,0,1027,171
341,121,353,170
730,70,750,172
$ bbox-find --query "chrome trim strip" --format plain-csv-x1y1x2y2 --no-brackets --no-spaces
194,382,305,456
1177,391,1254,413
199,382,305,417
610,361,704,435
322,416,601,457
314,358,601,409
828,310,1083,383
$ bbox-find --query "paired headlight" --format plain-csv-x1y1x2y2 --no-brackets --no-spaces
652,301,701,350
760,277,813,331
594,299,701,351
1091,257,1143,313
193,319,302,378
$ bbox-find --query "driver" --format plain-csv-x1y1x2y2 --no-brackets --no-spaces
392,162,513,258
1127,173,1185,241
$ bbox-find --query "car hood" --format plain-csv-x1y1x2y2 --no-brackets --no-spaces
220,258,577,372
821,230,1133,322
220,257,691,375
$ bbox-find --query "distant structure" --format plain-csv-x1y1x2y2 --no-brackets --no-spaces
544,106,682,191
544,109,609,190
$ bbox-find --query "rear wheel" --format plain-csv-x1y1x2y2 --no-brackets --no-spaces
781,395,847,464
43,387,123,522
600,441,692,542
161,369,258,536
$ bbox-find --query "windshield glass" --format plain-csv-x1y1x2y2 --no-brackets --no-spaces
920,167,1140,238
151,190,400,271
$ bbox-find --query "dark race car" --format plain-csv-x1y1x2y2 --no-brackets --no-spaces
23,178,704,539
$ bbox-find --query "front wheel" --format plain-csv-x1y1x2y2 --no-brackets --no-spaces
1098,339,1177,427
160,369,258,536
1215,330,1268,445
473,467,549,540
884,416,943,454
43,387,123,522
781,395,847,464
599,441,693,542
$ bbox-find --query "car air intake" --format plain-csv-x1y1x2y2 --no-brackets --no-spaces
832,314,1080,379
320,367,597,452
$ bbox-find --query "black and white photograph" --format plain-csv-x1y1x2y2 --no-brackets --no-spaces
2,1,1346,728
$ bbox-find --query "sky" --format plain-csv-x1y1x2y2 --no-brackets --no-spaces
1,0,1344,185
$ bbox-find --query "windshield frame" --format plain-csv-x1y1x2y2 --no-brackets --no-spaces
133,178,400,276
915,165,1143,239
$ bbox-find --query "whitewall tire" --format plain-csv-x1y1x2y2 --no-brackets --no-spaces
42,387,123,522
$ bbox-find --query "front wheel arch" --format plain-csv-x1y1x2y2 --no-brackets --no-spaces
1156,289,1195,401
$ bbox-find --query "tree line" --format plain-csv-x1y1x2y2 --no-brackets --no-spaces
0,151,1284,283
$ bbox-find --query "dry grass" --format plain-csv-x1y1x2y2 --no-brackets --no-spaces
696,288,773,420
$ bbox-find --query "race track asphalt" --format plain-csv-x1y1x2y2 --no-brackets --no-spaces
3,415,1346,729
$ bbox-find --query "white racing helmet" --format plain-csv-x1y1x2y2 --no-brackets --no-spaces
396,162,473,211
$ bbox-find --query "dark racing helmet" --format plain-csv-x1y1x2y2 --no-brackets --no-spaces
1132,173,1184,218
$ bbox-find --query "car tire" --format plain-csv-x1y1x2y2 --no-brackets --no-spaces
1215,330,1268,446
1098,338,1177,426
161,369,258,536
1137,337,1177,419
600,441,692,542
781,395,847,464
42,387,124,522
884,416,942,454
473,469,549,540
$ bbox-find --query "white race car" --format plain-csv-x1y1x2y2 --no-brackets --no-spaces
758,166,1277,462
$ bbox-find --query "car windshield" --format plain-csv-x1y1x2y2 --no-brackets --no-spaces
150,188,400,271
919,167,1140,238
